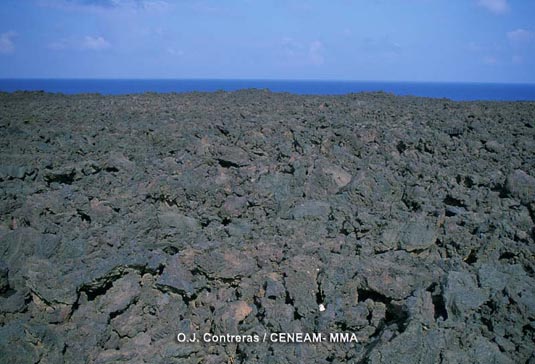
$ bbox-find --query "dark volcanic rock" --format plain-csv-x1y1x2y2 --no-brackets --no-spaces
0,90,534,363
505,169,535,204
194,248,257,280
156,254,195,297
0,260,8,293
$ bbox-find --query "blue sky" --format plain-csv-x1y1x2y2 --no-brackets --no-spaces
0,0,534,82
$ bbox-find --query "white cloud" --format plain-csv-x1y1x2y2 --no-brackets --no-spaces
281,37,303,56
141,0,168,11
81,35,111,50
48,35,111,51
73,0,167,8
309,40,325,65
190,2,219,13
477,0,509,14
280,38,325,66
0,31,16,54
40,0,169,11
507,29,534,44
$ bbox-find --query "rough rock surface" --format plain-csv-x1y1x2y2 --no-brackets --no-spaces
0,90,534,363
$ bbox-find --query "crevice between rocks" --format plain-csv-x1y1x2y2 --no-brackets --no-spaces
70,263,164,320
427,282,448,321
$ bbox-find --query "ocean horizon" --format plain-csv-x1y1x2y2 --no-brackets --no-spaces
1,79,535,101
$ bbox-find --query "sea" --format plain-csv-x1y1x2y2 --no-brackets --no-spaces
1,79,535,101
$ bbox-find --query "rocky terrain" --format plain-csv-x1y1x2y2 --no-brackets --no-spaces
0,90,534,363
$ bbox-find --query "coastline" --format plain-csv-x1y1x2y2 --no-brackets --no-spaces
2,79,535,101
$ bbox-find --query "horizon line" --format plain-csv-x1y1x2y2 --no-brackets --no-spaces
1,78,535,86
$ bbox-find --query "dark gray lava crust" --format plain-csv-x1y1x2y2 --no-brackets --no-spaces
0,90,534,363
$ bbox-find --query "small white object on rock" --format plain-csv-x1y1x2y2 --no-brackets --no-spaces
319,304,326,312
